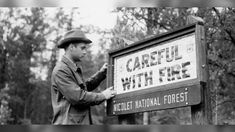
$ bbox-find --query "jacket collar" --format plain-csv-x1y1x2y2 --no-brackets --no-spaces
62,55,78,72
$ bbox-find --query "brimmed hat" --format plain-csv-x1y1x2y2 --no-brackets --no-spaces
58,29,92,48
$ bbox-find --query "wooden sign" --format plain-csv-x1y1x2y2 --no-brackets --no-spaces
114,33,197,94
107,23,207,116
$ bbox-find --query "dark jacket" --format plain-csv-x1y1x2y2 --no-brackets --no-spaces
51,56,106,124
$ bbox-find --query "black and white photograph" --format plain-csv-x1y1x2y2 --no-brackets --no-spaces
0,1,235,130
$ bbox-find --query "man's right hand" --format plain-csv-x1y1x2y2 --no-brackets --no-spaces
101,87,116,100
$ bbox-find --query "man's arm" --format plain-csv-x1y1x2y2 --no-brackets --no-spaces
54,68,106,106
85,63,107,91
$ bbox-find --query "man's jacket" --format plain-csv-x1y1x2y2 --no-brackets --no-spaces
51,56,106,124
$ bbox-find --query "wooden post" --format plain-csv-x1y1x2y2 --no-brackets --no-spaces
143,112,149,125
187,15,212,124
186,15,205,25
191,83,212,124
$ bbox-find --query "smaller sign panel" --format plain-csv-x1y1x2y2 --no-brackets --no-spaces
110,84,201,115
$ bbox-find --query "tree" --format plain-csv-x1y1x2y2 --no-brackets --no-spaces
198,7,235,124
0,8,52,124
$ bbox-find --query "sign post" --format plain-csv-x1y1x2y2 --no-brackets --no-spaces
107,22,211,124
187,16,212,125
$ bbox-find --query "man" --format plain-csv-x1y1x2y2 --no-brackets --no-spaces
51,29,116,124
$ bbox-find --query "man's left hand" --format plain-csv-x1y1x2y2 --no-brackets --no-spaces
100,63,108,73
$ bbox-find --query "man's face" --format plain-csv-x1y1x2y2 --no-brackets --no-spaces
70,42,88,62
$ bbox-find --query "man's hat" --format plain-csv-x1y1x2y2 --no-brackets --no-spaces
58,29,92,48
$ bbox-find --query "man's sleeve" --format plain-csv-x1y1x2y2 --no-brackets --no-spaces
54,68,106,106
85,69,106,91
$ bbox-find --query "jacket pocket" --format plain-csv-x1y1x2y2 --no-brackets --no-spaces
68,113,86,124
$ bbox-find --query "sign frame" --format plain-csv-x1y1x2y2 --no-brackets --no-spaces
107,23,207,116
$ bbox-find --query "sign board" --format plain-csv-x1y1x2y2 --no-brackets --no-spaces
114,34,197,94
107,23,207,115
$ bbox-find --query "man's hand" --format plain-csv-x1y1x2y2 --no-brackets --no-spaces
100,63,108,73
101,86,117,100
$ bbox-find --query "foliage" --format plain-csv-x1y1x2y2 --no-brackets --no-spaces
201,7,235,124
0,86,12,124
0,8,51,124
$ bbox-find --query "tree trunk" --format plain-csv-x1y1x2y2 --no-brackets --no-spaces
0,41,7,89
146,8,155,35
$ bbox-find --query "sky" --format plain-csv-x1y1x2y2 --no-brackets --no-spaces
75,5,117,54
58,0,117,29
